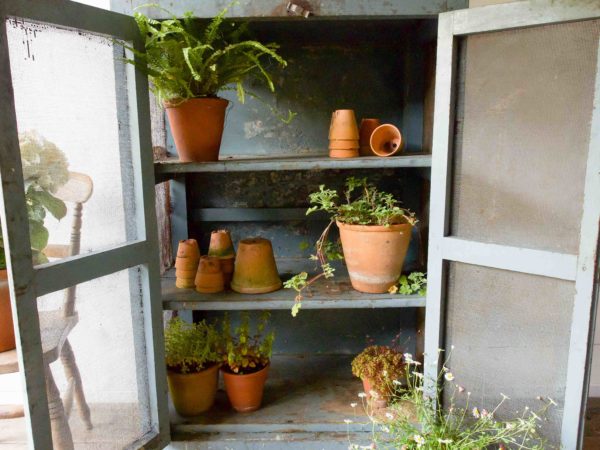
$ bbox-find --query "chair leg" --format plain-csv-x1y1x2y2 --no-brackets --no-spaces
60,339,93,430
46,364,74,450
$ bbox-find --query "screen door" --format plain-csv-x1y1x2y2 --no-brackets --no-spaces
424,2,600,449
0,1,169,448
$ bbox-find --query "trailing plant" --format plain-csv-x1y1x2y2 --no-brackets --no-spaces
0,131,69,267
389,272,427,296
164,317,220,374
351,345,405,396
123,3,294,122
219,311,274,375
348,350,555,450
284,177,417,317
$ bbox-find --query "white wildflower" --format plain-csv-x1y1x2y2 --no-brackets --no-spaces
381,425,390,433
472,407,480,418
369,390,379,399
358,392,367,398
547,397,558,406
413,434,425,447
506,423,515,430
444,372,455,381
392,379,402,385
350,402,358,408
385,412,394,420
344,419,353,424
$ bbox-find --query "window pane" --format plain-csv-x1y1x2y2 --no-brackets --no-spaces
450,20,600,254
6,18,139,265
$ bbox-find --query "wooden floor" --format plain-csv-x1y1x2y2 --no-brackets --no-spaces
585,398,600,449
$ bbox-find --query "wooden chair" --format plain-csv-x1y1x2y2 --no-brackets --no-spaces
0,172,94,450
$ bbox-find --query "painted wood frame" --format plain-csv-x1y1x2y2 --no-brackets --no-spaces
424,2,600,449
0,1,169,448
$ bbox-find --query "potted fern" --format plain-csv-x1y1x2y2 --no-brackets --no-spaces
219,312,274,412
285,177,417,316
126,5,290,162
165,317,221,416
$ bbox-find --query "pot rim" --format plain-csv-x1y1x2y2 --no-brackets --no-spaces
167,362,221,377
336,219,412,232
164,96,230,108
221,362,270,378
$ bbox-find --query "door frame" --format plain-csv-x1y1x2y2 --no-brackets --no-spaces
0,1,169,448
424,2,600,449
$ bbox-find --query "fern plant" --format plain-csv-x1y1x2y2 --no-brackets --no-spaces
164,317,221,374
124,3,292,119
219,312,274,375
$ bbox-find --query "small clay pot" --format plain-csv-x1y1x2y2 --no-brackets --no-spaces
175,268,197,279
329,109,359,140
208,230,235,258
168,364,220,416
0,270,16,353
175,278,196,289
370,124,403,157
362,377,389,409
337,219,412,293
176,239,200,259
219,257,235,289
231,238,282,294
359,118,380,156
195,256,224,294
328,139,359,150
222,364,270,412
329,148,359,159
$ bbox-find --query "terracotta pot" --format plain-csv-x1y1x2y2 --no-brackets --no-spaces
175,278,196,289
329,148,359,159
328,139,359,150
165,97,229,162
219,257,235,289
329,109,359,140
222,364,269,412
359,118,380,156
370,124,403,157
208,230,235,258
177,239,201,259
175,256,199,271
337,220,412,293
231,238,282,294
0,270,16,353
168,364,219,416
175,268,197,279
195,256,224,294
362,377,389,409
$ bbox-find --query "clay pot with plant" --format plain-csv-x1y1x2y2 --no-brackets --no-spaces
165,317,221,416
219,312,274,412
284,177,417,316
0,131,70,351
351,345,405,409
124,5,294,162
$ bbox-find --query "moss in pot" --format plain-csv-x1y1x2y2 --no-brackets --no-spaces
165,317,221,416
219,312,274,412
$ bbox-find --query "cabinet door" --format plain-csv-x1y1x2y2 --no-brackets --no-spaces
425,2,600,449
0,1,169,448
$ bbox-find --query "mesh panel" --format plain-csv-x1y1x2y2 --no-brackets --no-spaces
450,20,600,254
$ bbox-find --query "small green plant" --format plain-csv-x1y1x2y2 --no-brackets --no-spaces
285,177,417,316
164,317,220,374
388,272,427,296
348,350,555,449
0,131,69,267
351,345,405,396
123,2,294,122
219,312,274,374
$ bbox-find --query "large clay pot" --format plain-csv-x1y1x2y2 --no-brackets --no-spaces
0,270,16,353
362,377,389,409
165,97,229,162
195,256,224,294
370,124,403,157
222,364,269,412
359,118,380,156
168,364,219,416
337,220,412,293
329,109,359,140
208,230,235,288
231,238,282,294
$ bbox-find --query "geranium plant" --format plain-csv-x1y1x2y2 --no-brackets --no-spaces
164,317,220,374
389,272,427,296
284,177,417,316
0,131,69,266
219,311,274,374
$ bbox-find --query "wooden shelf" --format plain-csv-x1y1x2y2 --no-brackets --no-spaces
161,259,425,311
170,354,415,437
154,153,431,181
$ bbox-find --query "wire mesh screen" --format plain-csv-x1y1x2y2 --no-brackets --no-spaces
445,262,575,446
450,20,599,254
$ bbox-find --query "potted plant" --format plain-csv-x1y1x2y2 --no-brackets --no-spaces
0,131,69,352
351,345,405,408
165,317,221,416
219,312,274,412
125,5,293,162
284,177,417,316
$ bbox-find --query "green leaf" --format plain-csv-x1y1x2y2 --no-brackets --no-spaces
29,220,49,251
28,190,67,221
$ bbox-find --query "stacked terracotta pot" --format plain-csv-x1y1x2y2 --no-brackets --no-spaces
195,256,225,294
329,110,359,158
175,239,200,289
